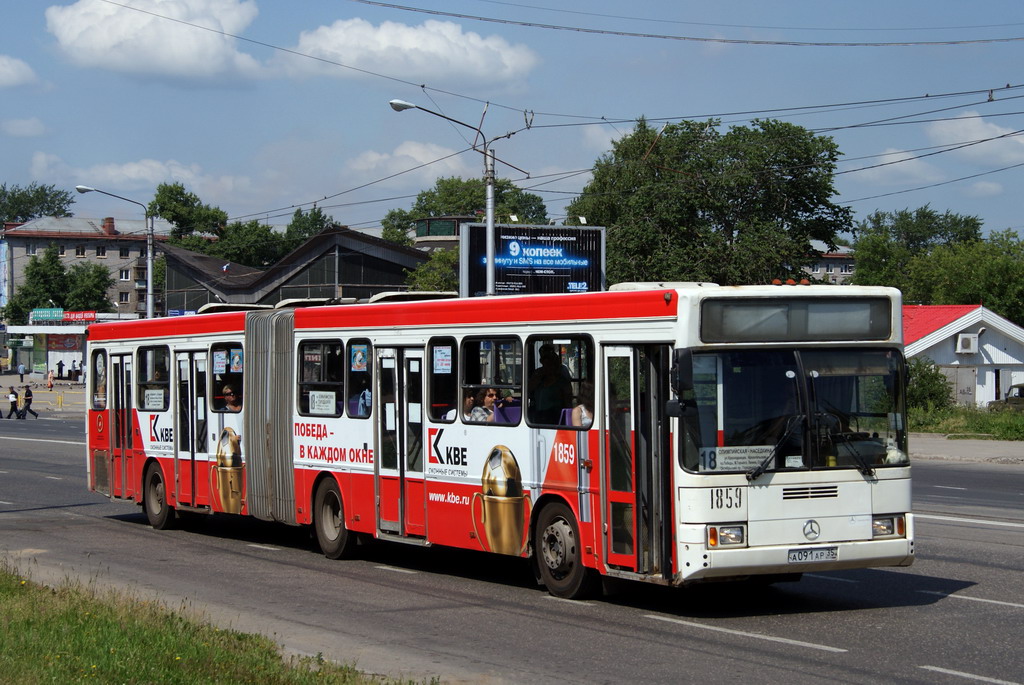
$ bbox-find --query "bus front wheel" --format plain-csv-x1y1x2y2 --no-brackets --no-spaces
143,463,176,530
314,478,355,559
535,502,599,599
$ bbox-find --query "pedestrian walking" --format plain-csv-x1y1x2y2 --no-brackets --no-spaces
17,363,26,383
21,385,38,419
6,387,18,419
47,369,54,390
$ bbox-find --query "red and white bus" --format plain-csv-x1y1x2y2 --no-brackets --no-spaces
85,282,913,598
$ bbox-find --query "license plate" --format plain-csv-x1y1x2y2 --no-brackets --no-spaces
787,546,838,563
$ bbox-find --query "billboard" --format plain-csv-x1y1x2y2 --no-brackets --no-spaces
459,224,606,298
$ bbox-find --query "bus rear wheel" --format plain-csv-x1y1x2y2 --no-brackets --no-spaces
535,502,599,599
143,463,176,530
314,478,355,559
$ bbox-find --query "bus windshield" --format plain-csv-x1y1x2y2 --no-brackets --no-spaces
681,348,909,474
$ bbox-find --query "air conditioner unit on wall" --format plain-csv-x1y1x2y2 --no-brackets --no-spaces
955,333,979,354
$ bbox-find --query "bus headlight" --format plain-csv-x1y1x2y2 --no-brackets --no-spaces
872,515,905,538
707,524,746,548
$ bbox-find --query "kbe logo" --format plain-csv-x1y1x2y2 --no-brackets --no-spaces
149,414,173,444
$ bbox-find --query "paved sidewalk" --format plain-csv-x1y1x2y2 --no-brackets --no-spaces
909,432,1024,465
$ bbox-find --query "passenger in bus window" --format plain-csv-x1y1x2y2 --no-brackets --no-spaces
470,387,499,422
446,388,476,421
529,344,573,424
572,381,594,429
351,377,372,417
223,384,242,412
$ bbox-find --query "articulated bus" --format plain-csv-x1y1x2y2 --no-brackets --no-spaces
85,282,913,598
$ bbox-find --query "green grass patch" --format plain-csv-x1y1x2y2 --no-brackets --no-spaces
0,560,395,684
909,405,1024,440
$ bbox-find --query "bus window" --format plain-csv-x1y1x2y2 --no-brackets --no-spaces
428,337,458,422
462,337,522,425
526,336,593,428
347,339,372,418
91,349,107,410
137,346,170,411
212,343,244,412
298,340,344,417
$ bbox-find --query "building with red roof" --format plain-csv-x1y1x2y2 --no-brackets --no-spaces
903,304,1024,407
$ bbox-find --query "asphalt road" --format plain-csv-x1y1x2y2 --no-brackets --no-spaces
1,418,1022,684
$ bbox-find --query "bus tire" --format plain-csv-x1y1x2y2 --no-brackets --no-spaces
535,502,599,599
314,478,355,559
143,462,176,530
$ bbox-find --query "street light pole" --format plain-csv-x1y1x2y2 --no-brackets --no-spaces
75,185,155,318
389,99,496,296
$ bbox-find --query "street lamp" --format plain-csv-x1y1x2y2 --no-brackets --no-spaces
389,99,497,296
75,185,155,318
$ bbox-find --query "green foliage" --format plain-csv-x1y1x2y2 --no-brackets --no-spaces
65,262,116,312
904,229,1024,326
0,562,371,684
851,205,982,292
909,404,1024,440
381,176,548,244
906,356,952,411
282,207,333,255
0,182,75,222
148,182,228,239
566,118,851,285
1,245,113,323
406,247,459,291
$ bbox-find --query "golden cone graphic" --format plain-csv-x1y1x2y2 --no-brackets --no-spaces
473,445,531,555
211,427,243,514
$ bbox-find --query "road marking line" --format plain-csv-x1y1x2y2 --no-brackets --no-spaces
646,615,846,653
0,501,12,505
247,544,280,551
45,476,62,480
919,665,1021,684
375,565,417,574
1,437,86,446
546,596,593,605
933,485,967,490
916,514,1024,529
917,591,1024,609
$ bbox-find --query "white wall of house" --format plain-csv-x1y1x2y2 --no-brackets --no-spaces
910,323,1024,407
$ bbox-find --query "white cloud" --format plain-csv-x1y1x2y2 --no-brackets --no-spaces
347,140,475,186
853,148,944,187
1,118,46,137
275,18,539,86
966,181,1003,197
926,111,1024,166
45,0,261,81
30,151,252,203
0,54,38,87
581,124,620,153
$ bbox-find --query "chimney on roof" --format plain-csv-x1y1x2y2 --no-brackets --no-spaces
102,217,117,235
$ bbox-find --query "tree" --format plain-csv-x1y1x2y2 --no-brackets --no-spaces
282,207,333,256
0,182,75,222
905,229,1024,326
850,206,982,291
406,247,459,292
66,262,116,312
1,244,113,323
148,182,227,239
566,118,851,285
381,176,548,246
906,356,952,411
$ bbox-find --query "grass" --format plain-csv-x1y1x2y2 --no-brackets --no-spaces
909,405,1024,440
0,559,397,685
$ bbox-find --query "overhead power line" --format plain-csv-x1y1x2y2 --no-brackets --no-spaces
349,0,1024,47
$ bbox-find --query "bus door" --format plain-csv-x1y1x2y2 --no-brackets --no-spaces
375,347,426,537
109,354,134,498
603,345,672,578
174,351,209,507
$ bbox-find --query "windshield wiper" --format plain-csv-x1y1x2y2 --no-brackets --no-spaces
746,415,801,482
830,431,875,477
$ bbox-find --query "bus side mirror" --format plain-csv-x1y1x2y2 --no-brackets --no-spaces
665,399,697,418
672,348,693,394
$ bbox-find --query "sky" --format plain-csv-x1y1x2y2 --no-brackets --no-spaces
4,0,1024,239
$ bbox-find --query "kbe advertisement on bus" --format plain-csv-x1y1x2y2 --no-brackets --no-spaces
459,223,606,297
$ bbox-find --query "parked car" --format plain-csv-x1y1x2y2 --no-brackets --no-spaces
988,383,1024,411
